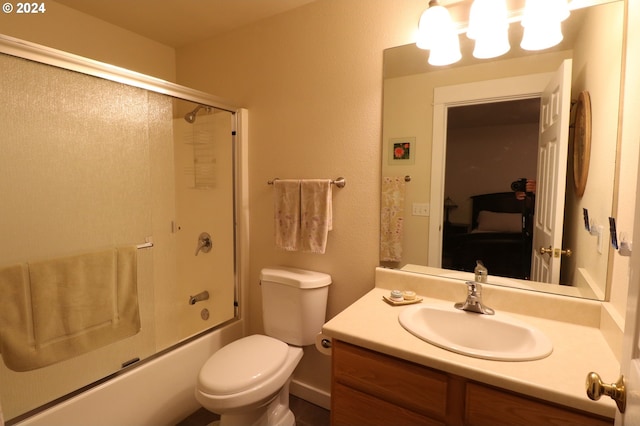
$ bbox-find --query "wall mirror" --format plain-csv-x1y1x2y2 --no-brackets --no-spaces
0,35,242,422
380,0,625,300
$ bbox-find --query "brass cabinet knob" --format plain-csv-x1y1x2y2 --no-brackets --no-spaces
539,246,572,257
585,372,626,413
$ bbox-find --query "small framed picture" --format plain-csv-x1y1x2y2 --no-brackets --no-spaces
388,137,415,165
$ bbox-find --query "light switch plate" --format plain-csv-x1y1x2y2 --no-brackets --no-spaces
412,203,430,216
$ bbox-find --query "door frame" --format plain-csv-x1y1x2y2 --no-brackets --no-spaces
428,73,554,267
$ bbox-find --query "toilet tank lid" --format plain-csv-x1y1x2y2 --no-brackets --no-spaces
260,266,332,288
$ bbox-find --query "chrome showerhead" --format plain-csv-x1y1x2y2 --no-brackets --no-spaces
184,111,198,123
184,105,209,123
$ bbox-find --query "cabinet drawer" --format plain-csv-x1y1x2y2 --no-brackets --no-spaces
332,382,444,426
333,340,449,420
465,382,613,426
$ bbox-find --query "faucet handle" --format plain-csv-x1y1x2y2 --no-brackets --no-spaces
465,280,481,295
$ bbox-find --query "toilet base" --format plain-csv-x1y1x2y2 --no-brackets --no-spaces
214,379,296,426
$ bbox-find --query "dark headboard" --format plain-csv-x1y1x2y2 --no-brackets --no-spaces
470,192,525,230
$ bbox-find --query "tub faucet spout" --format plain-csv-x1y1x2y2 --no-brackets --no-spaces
454,281,495,315
189,290,209,305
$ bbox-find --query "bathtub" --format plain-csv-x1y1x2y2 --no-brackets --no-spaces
15,321,243,426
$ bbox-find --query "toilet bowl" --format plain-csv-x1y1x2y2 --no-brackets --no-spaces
196,335,303,426
195,267,331,426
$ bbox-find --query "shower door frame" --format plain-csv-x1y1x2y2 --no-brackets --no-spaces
0,33,249,423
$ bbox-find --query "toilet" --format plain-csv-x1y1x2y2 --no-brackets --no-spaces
196,266,332,426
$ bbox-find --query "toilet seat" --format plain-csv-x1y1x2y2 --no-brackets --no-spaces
198,335,289,395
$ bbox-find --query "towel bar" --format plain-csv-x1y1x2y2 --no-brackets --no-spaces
267,177,346,188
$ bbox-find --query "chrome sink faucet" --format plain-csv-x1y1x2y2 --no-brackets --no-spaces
474,260,488,283
455,281,495,315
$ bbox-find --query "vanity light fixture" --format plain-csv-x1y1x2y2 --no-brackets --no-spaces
416,0,570,65
416,0,462,66
520,0,570,51
467,0,510,59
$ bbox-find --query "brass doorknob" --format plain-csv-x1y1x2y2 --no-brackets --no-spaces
585,372,626,413
558,248,572,257
539,246,573,257
539,246,553,256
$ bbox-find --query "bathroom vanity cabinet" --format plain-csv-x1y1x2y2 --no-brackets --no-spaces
331,340,613,426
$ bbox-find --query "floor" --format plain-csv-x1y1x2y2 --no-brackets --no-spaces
176,395,330,426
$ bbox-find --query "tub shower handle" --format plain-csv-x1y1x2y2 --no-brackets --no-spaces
195,232,212,256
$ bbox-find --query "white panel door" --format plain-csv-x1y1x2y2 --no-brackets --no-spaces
531,59,572,284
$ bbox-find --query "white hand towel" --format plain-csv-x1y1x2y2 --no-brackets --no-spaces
300,179,333,254
274,179,301,251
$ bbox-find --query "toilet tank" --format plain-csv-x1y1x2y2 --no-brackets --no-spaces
260,267,332,346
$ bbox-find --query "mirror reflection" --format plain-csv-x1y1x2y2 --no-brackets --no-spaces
380,1,624,300
0,48,237,420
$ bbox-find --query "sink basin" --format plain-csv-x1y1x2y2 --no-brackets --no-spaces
398,304,553,361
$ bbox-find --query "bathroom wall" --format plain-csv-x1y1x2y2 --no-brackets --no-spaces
610,0,640,334
175,0,638,404
562,3,623,300
445,122,539,226
175,0,420,403
0,1,175,81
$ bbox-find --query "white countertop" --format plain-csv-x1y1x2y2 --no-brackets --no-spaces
322,269,620,418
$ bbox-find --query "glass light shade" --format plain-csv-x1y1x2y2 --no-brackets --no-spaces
467,0,509,40
520,0,569,51
467,0,510,59
428,33,462,66
521,20,563,50
416,4,458,51
472,28,510,58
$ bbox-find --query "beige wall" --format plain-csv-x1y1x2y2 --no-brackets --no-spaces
175,0,427,395
445,123,538,225
563,2,623,298
610,0,640,325
0,1,176,81
177,0,428,321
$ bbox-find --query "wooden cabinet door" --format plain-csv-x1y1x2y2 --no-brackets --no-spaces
465,382,613,426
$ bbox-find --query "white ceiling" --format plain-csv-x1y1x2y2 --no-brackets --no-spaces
54,0,317,47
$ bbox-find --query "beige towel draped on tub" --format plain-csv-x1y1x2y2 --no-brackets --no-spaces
0,246,140,372
380,176,405,262
273,179,333,254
